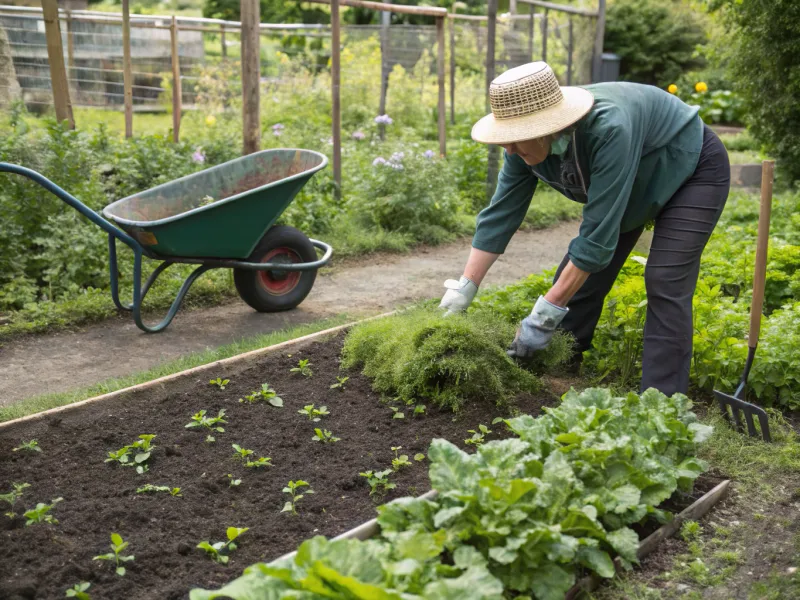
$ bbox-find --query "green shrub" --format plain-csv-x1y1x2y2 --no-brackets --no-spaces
604,0,707,86
341,308,573,412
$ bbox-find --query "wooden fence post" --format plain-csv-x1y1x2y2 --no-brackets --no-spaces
592,0,606,83
331,0,342,197
449,15,455,125
170,15,182,143
378,3,390,140
486,0,498,202
122,0,133,137
41,0,74,128
436,15,445,156
241,0,261,155
541,8,548,63
220,24,227,58
528,5,534,60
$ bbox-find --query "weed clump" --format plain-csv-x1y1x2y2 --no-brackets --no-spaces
342,308,573,411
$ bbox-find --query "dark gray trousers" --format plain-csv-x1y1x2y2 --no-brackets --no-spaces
554,125,731,396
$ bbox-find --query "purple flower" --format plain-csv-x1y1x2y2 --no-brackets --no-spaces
424,150,436,159
374,114,393,126
192,148,206,164
272,123,285,137
390,162,404,171
352,130,365,141
390,152,405,163
372,157,387,167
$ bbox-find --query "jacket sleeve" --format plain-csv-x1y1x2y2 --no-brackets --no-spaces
472,151,538,254
568,126,642,273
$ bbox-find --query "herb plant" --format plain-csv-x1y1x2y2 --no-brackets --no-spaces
290,359,313,377
136,484,182,497
359,469,396,497
65,582,91,599
464,424,492,446
298,404,329,422
93,533,134,576
391,446,410,471
197,527,249,565
330,376,349,390
12,439,41,453
186,409,227,433
311,428,340,443
282,480,313,515
210,377,230,390
24,497,63,525
239,383,283,407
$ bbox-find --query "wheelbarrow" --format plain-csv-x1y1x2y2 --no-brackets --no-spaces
0,149,332,333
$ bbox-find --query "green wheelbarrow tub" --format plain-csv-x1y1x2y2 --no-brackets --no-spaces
103,148,328,260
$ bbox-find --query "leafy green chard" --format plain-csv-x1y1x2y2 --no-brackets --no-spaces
209,377,230,390
23,498,62,525
12,439,41,453
290,359,313,377
298,404,329,422
93,533,134,576
330,375,349,390
65,582,91,599
186,409,227,434
359,469,396,497
464,424,492,447
281,480,313,515
197,527,249,565
311,428,340,443
239,383,283,407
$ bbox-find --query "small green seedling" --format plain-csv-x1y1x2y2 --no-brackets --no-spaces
24,497,63,525
93,532,134,576
231,444,254,461
245,457,272,469
359,470,396,497
491,417,506,425
65,582,91,599
282,480,313,515
298,404,329,422
311,428,340,443
1,482,31,518
210,377,230,390
227,474,242,487
465,424,492,447
391,446,411,471
136,484,182,497
414,453,426,462
413,404,426,417
197,527,249,564
239,383,283,407
290,358,313,377
330,376,349,390
12,439,41,453
186,409,227,433
105,435,156,475
206,435,216,443
389,407,405,419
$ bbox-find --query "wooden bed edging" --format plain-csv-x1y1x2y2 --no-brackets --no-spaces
0,312,396,430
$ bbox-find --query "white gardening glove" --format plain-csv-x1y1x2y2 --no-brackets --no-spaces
507,296,569,360
439,276,478,315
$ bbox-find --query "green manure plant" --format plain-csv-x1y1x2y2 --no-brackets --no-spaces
12,439,41,453
104,434,156,475
464,424,492,447
186,409,227,436
281,480,313,515
290,359,313,377
311,428,340,443
238,383,283,407
391,446,411,471
298,404,329,422
209,377,229,390
93,533,134,576
197,527,249,565
232,444,272,468
330,376,349,390
24,497,63,525
65,582,91,599
342,308,572,412
359,469,396,498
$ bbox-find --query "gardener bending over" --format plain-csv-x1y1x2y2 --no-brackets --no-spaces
440,62,730,396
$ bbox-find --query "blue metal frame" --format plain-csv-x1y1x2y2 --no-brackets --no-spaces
0,162,332,333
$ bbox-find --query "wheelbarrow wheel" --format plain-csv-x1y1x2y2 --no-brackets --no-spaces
234,225,318,312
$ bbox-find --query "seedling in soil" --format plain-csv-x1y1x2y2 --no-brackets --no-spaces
239,383,283,407
414,453,426,462
330,376,349,391
206,435,216,443
209,377,230,390
227,474,242,487
231,444,254,461
245,457,272,469
290,359,313,377
1,482,31,518
359,470,396,497
197,526,249,564
312,428,340,443
389,407,405,419
282,480,313,515
65,581,91,599
413,404,426,417
464,424,492,447
93,533,134,576
186,409,227,433
391,446,411,471
298,404,329,422
136,484,182,497
105,435,157,475
24,497,63,526
12,439,41,453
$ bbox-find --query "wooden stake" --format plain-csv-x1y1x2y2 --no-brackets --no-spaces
170,16,182,143
436,16,446,156
241,0,260,155
122,0,133,137
65,10,75,78
220,24,227,58
378,3,390,141
541,8,548,62
448,15,455,125
331,0,342,197
41,0,74,128
486,0,499,202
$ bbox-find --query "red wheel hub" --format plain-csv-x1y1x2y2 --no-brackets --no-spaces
257,247,302,295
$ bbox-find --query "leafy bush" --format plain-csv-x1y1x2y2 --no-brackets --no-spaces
604,0,707,87
679,88,746,126
341,308,573,411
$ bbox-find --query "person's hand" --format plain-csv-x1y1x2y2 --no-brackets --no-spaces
507,296,569,359
439,276,478,315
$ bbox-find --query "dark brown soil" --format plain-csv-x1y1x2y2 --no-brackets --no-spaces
0,332,557,600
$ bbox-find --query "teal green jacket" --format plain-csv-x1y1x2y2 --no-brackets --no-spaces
472,82,704,273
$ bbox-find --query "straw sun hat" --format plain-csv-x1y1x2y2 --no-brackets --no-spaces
472,62,594,145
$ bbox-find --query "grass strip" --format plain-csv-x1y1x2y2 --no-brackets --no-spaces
0,315,351,424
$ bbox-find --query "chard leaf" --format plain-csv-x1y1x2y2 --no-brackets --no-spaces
529,564,575,600
434,506,466,528
688,422,713,443
189,572,287,600
428,439,475,492
606,527,640,563
577,545,616,578
423,565,504,599
610,484,642,514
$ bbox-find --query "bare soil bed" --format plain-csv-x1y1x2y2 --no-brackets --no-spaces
0,331,557,599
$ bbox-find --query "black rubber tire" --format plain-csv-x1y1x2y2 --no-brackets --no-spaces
234,225,318,312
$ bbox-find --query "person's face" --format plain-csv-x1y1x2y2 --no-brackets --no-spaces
499,136,552,165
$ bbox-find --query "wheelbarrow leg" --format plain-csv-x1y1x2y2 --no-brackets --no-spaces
108,234,134,312
132,263,213,333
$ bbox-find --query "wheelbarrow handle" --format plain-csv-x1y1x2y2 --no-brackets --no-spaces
0,162,144,252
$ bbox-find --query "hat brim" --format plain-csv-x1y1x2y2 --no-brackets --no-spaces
471,87,595,145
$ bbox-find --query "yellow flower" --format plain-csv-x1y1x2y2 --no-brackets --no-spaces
695,81,708,93
668,84,678,94
205,114,217,127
